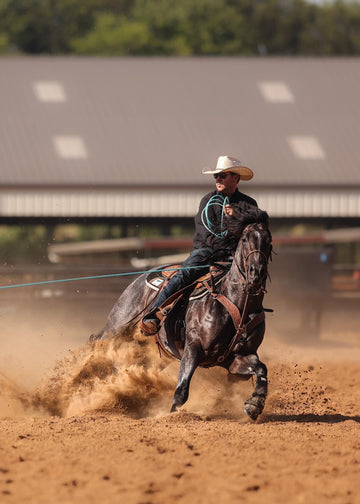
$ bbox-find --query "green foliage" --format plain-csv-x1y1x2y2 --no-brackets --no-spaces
0,225,49,264
0,0,135,53
299,0,360,54
76,224,124,241
0,0,360,55
0,32,9,53
71,12,151,55
129,0,251,55
71,0,250,56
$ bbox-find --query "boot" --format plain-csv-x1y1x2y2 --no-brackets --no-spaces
140,311,161,336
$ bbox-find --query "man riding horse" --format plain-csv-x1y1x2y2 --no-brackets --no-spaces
140,155,258,336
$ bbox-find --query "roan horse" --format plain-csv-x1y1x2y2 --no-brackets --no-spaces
90,204,272,421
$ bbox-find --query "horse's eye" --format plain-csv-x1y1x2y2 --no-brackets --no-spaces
242,236,247,243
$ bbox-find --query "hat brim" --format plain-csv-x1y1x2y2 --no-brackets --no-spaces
202,166,254,181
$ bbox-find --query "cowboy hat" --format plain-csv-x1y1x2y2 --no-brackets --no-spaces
202,155,254,181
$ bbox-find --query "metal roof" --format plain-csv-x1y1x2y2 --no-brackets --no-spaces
0,56,360,218
1,186,360,219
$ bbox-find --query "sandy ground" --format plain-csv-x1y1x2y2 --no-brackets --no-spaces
1,294,360,504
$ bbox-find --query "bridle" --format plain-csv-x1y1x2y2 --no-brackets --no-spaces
211,238,270,365
243,248,269,268
233,234,270,295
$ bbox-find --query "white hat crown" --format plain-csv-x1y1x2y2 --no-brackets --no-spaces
202,155,254,181
216,156,243,170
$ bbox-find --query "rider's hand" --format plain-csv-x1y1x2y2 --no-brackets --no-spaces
224,204,234,217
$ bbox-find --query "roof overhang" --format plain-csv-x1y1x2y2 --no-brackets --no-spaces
0,186,360,219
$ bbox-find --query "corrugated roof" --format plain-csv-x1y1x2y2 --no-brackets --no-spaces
1,186,360,219
0,57,360,219
0,56,359,188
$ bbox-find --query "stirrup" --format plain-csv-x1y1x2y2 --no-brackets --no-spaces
139,317,160,336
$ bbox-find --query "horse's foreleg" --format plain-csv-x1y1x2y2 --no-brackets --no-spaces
243,359,267,421
171,342,200,413
228,354,268,421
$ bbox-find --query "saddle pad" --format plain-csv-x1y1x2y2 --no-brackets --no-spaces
145,265,181,292
146,262,230,295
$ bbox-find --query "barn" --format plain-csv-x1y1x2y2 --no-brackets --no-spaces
0,56,359,337
1,57,360,502
1,56,359,228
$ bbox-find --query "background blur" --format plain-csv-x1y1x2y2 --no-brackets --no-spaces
0,0,360,380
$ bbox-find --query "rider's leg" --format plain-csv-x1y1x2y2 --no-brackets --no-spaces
141,247,213,335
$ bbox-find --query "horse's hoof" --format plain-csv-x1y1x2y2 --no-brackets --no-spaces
244,403,261,421
170,403,179,413
244,395,265,421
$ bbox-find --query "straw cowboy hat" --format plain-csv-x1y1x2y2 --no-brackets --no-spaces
202,155,254,181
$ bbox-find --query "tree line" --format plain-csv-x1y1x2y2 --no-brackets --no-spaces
0,0,360,56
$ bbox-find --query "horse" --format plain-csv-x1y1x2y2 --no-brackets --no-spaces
90,204,272,420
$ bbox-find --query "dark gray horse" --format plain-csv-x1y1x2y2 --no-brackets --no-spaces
90,205,272,420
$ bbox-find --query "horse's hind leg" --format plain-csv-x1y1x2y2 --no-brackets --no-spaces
229,354,268,421
88,274,156,343
171,342,200,413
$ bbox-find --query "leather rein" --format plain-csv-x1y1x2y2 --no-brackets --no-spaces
204,243,269,365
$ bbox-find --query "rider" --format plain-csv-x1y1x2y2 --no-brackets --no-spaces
140,155,258,335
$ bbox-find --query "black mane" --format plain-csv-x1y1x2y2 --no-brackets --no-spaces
225,202,270,238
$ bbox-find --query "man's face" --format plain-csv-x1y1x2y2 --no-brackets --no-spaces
213,172,239,196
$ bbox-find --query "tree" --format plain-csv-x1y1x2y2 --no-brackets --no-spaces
0,0,360,55
251,0,317,54
71,12,151,55
0,0,135,53
72,0,252,56
299,0,360,54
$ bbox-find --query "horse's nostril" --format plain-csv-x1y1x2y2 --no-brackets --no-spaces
249,264,265,280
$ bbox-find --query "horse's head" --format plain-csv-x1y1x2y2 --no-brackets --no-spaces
226,203,272,293
239,221,272,291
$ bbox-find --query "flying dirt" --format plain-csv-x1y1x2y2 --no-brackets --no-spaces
0,294,360,504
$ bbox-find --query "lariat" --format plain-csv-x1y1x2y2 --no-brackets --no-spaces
201,194,229,238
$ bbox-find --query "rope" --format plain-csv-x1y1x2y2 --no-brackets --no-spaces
201,194,229,238
0,265,212,291
0,195,232,292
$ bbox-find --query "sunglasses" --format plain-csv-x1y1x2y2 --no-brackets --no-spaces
213,172,232,180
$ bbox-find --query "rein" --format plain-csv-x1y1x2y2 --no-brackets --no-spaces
233,244,268,295
205,242,269,365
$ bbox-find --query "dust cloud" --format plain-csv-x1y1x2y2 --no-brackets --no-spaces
32,336,178,418
0,293,256,420
0,333,175,418
1,291,360,422
0,331,255,420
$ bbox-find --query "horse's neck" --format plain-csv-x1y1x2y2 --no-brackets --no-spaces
220,262,264,312
219,263,245,303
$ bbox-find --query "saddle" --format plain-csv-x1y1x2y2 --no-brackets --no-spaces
143,263,230,360
145,262,230,298
143,262,267,366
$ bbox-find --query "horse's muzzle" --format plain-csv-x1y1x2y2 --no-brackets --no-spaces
247,264,266,285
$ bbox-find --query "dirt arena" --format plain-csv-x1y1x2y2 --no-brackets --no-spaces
1,293,360,504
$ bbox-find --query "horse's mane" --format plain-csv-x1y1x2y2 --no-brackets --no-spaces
225,202,270,239
209,202,272,261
